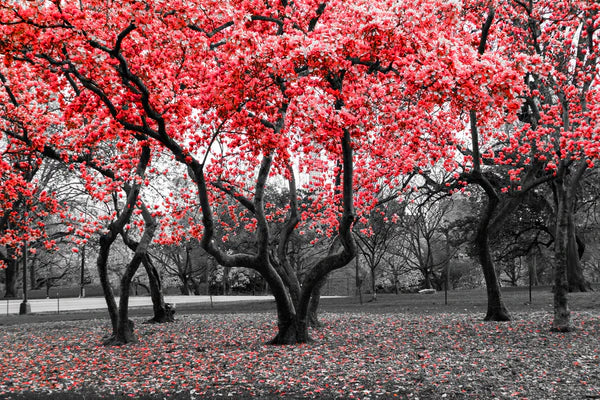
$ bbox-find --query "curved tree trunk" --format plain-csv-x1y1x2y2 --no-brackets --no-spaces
475,180,511,322
97,234,119,337
144,257,175,323
477,224,511,321
112,261,139,345
307,275,327,327
99,146,151,345
106,209,157,345
467,9,510,323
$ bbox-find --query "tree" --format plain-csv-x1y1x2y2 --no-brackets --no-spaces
490,0,600,331
355,201,405,301
399,199,456,291
0,0,524,344
0,64,172,343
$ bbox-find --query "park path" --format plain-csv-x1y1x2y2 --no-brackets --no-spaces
1,295,274,315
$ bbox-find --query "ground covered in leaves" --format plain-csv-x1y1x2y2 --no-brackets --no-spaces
1,311,599,399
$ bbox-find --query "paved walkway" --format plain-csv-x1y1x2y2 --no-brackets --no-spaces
1,295,274,315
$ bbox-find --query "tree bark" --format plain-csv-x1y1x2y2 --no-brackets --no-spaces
465,8,510,322
566,214,590,292
3,257,17,298
144,257,175,323
97,234,119,337
468,109,511,322
307,276,327,327
98,146,151,345
355,254,364,304
262,263,309,345
179,275,190,295
552,178,572,332
476,217,511,322
370,267,377,301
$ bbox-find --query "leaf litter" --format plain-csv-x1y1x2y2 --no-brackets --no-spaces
0,311,598,399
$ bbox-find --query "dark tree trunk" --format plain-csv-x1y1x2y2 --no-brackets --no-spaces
144,257,175,324
271,315,309,345
423,268,432,290
110,255,143,345
98,146,151,345
566,215,591,292
307,276,327,327
370,267,377,301
29,259,36,290
476,192,511,322
3,257,17,298
465,7,510,323
355,255,364,304
467,114,510,321
477,229,511,321
223,266,231,295
179,275,190,295
262,264,310,345
97,234,119,337
190,277,202,295
106,217,157,345
552,178,572,332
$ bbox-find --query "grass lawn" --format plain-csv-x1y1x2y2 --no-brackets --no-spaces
0,287,598,399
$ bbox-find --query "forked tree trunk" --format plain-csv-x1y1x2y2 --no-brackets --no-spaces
262,265,310,345
98,147,151,345
105,206,158,345
110,256,143,345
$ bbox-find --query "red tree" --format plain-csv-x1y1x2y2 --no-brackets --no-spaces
1,0,526,343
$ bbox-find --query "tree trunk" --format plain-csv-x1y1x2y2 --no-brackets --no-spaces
478,233,511,321
179,275,190,295
424,267,432,290
529,253,540,286
109,256,142,345
97,234,119,338
262,264,310,345
3,257,17,298
105,205,158,345
223,266,231,295
29,258,36,290
144,257,175,324
477,190,511,322
270,314,309,345
552,179,572,332
466,10,510,323
307,275,327,327
566,214,590,292
370,267,377,301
